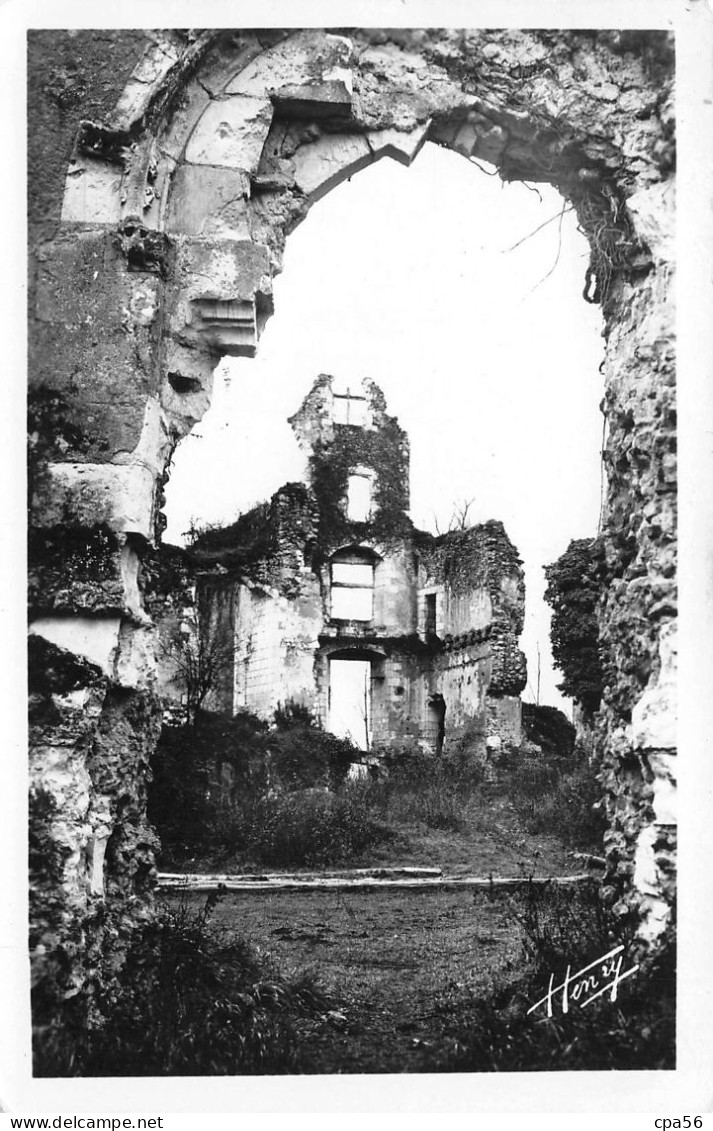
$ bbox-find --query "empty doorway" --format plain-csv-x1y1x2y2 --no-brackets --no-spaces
329,659,371,750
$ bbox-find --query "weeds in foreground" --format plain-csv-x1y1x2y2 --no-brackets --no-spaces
35,892,330,1077
429,881,675,1072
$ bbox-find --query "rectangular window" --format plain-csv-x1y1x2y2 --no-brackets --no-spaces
425,593,437,636
331,585,373,621
331,557,374,621
347,475,372,522
334,394,367,426
332,562,373,587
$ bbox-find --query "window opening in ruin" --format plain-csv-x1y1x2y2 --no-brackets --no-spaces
346,473,372,522
331,552,375,621
334,390,367,426
329,658,371,750
425,593,437,637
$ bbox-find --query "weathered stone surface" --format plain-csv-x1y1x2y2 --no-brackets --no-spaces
184,95,273,172
366,123,430,166
292,132,373,201
35,462,158,540
110,36,180,129
631,621,677,752
155,78,212,162
225,32,353,98
31,233,161,463
27,29,152,246
29,616,122,676
61,156,123,224
627,180,675,265
165,164,251,237
166,237,272,333
29,633,162,1066
28,527,129,618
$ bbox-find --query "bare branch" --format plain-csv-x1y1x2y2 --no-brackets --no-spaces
503,204,573,253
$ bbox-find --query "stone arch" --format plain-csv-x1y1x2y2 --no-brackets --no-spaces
29,29,676,1038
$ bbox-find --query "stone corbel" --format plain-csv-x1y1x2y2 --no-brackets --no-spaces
171,237,275,358
187,296,261,357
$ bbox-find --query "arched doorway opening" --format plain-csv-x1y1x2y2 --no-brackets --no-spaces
162,138,604,716
28,28,676,995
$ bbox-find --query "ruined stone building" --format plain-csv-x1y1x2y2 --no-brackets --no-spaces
184,375,526,757
26,25,680,1070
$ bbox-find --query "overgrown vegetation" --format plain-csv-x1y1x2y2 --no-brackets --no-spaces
159,618,235,726
36,891,330,1077
431,881,675,1071
150,702,605,870
507,703,606,850
149,708,390,867
544,537,605,715
522,702,575,756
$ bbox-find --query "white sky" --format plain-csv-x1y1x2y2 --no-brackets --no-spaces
163,141,605,713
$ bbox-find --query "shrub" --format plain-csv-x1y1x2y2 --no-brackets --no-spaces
148,709,358,863
267,716,356,791
51,893,329,1076
521,702,575,758
220,786,391,868
499,746,606,851
359,745,484,832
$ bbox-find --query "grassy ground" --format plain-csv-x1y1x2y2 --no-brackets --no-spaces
165,881,673,1074
165,886,524,1073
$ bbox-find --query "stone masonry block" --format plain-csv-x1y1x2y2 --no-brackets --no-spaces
112,40,180,130
185,95,274,173
29,322,158,462
166,237,273,351
273,78,352,119
165,164,251,237
366,123,430,166
29,617,122,677
61,157,123,224
225,32,353,98
292,133,373,202
35,232,158,330
36,462,158,541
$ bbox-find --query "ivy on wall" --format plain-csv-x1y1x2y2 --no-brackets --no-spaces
544,537,605,715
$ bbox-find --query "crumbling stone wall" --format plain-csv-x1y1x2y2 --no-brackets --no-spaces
419,520,527,749
28,26,676,1060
